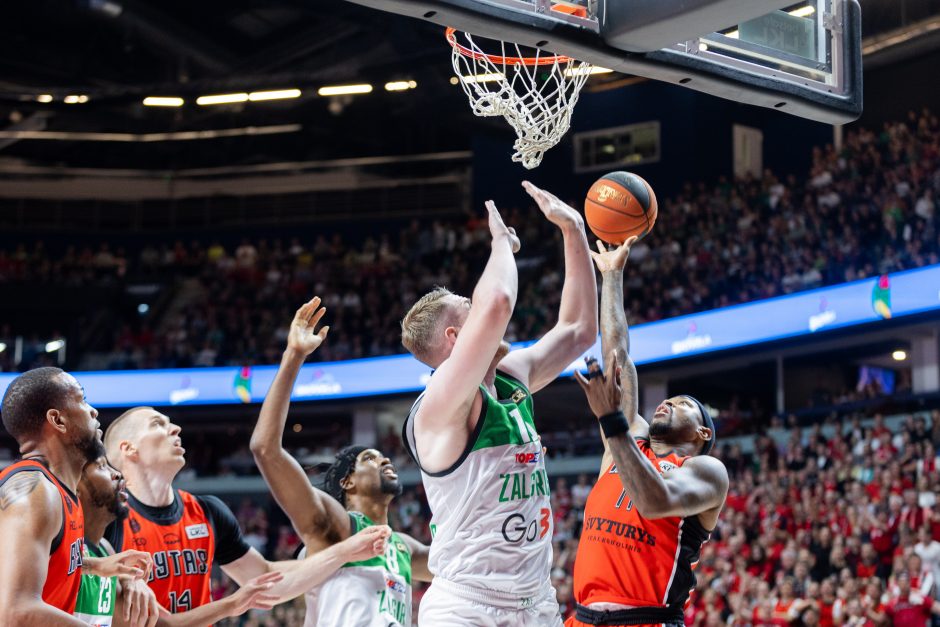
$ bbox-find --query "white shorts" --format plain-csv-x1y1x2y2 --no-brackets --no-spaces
418,578,563,627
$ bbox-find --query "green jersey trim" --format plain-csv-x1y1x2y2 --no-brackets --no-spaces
471,372,537,452
341,512,412,585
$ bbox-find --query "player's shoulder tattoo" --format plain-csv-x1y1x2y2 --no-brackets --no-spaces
0,471,44,511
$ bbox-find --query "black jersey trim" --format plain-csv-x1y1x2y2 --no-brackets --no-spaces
403,391,488,478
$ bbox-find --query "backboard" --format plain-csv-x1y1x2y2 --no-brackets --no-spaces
343,0,862,124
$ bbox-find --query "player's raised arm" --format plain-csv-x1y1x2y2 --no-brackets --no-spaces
575,355,728,520
0,475,87,626
249,297,350,549
499,181,598,393
414,201,520,429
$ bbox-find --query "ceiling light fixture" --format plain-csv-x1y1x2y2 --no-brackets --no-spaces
385,80,418,92
64,95,89,104
892,350,907,361
317,84,373,96
248,89,302,101
789,5,816,18
36,94,53,103
196,93,249,106
143,96,184,107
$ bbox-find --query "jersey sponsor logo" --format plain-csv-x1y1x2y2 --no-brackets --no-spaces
67,538,85,575
511,388,528,404
129,518,141,533
385,577,407,594
163,533,181,545
498,468,549,502
584,515,657,546
514,452,541,465
149,549,209,581
501,507,551,543
184,523,209,539
133,537,148,548
658,461,678,473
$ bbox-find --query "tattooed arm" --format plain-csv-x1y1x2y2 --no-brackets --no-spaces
0,471,88,626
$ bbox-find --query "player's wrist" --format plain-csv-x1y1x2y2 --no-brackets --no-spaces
598,409,629,439
282,347,308,363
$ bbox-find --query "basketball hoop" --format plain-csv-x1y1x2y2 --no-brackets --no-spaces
447,28,592,169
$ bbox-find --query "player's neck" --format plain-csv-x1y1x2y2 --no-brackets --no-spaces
83,508,114,546
124,465,177,507
346,496,392,526
648,436,698,458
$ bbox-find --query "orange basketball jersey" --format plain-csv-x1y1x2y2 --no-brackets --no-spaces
573,439,711,610
0,459,85,613
118,489,215,613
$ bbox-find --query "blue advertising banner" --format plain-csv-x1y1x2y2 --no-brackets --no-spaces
2,264,939,408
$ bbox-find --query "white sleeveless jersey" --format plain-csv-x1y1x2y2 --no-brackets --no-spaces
403,371,552,599
300,512,412,627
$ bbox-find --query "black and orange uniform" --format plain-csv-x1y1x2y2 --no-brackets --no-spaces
567,439,711,627
0,459,85,613
106,489,250,614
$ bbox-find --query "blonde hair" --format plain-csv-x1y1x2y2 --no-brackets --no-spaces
401,287,456,364
104,406,153,469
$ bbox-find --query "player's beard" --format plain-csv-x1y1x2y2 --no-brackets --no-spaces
74,429,107,464
87,483,130,521
380,476,403,497
647,418,674,439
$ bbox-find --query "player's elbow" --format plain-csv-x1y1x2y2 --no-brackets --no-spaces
249,435,278,459
0,601,42,626
480,287,515,320
571,321,598,351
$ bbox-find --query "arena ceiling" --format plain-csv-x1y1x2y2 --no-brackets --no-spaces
0,0,935,170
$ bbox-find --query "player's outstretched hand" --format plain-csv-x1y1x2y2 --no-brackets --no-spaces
522,180,584,231
287,296,330,358
120,577,160,627
574,350,624,419
86,550,152,580
589,236,638,274
486,200,521,253
341,525,392,563
226,571,284,616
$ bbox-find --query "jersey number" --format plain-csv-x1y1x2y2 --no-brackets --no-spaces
169,589,192,613
97,577,113,613
510,408,537,444
615,489,634,511
386,542,400,574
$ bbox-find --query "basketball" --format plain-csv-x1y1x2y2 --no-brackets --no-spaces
584,171,658,245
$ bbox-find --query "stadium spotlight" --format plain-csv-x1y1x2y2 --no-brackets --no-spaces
317,84,373,96
36,94,53,103
143,97,184,107
0,342,5,353
892,350,907,361
64,95,89,104
46,339,66,353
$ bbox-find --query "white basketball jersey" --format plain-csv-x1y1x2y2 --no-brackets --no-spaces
404,371,553,599
300,512,412,627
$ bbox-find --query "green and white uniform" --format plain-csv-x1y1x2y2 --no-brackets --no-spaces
74,542,116,627
300,512,412,627
404,371,560,625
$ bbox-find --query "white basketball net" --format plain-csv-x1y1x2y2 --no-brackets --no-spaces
449,31,592,169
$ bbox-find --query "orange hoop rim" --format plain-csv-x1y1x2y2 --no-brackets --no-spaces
445,27,574,67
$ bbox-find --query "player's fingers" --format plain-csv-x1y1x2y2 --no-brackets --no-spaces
307,296,321,320
255,571,284,585
573,369,590,392
308,306,326,328
624,235,639,249
117,565,145,578
596,239,608,254
318,325,330,340
147,595,159,627
130,592,143,626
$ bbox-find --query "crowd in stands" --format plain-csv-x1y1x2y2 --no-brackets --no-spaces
1,110,939,372
201,409,940,626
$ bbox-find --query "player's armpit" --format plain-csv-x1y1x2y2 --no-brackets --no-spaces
0,475,86,626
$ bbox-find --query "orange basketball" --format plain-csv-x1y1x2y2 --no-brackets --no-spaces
584,171,658,245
